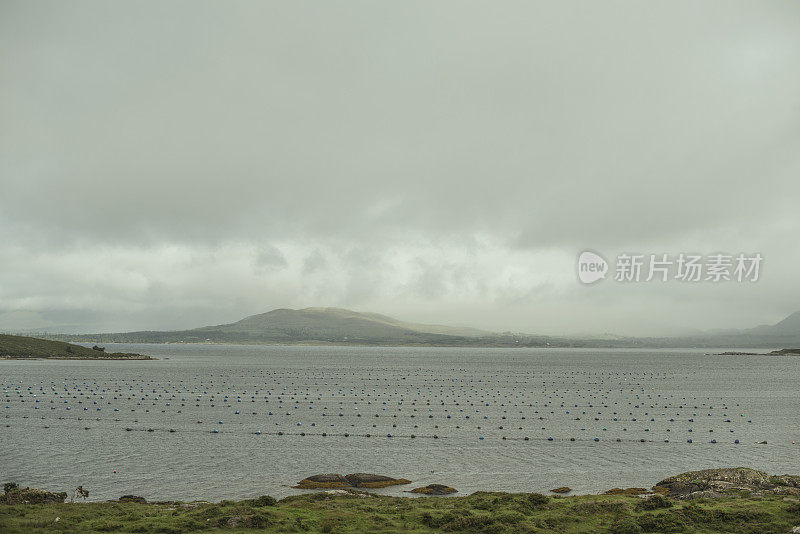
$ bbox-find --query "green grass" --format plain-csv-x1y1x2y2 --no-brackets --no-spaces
1,491,799,533
0,334,151,360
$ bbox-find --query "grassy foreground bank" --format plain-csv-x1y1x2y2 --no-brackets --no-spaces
2,490,799,533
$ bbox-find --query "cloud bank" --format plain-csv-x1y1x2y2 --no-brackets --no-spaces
1,1,799,334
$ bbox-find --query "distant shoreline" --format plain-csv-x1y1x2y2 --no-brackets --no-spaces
0,354,153,361
14,306,800,350
715,348,800,356
0,333,153,361
55,339,800,353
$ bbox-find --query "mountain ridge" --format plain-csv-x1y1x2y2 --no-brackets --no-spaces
47,307,494,346
31,307,800,349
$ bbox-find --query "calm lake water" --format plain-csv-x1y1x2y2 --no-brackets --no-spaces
2,344,798,501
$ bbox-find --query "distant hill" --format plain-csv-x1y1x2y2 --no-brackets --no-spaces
629,310,800,349
690,311,800,347
49,308,495,346
755,310,800,335
0,334,151,360
194,307,489,339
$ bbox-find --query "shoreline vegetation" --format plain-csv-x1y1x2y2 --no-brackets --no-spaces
2,469,799,533
0,334,152,360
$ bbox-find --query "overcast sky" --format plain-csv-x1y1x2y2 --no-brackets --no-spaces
1,1,799,336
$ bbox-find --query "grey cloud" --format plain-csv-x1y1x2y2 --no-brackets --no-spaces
1,1,799,334
253,246,288,271
302,250,327,274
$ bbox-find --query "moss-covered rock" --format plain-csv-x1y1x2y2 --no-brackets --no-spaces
0,485,67,504
116,495,147,503
654,468,800,499
293,474,350,489
344,473,411,488
410,484,457,495
294,473,411,489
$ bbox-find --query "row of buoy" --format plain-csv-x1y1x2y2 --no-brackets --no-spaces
3,412,753,429
4,421,784,445
2,416,750,437
2,363,783,455
5,388,733,404
3,401,751,420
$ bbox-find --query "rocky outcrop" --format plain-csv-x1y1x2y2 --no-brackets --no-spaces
653,468,800,499
344,473,411,488
117,495,147,503
1,483,67,504
294,473,411,490
410,484,458,495
293,474,349,489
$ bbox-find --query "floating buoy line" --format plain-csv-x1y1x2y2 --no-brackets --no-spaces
1,366,795,447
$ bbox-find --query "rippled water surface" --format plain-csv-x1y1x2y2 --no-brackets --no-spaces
2,344,798,501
